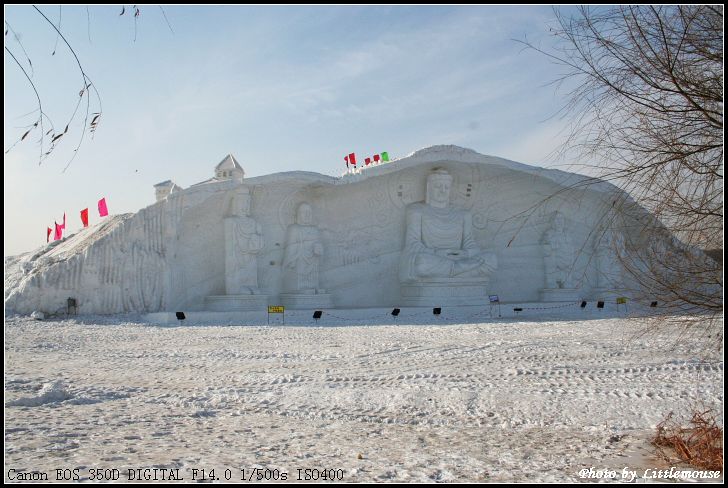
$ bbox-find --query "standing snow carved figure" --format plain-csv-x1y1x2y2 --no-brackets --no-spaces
283,203,325,294
541,211,575,289
595,226,626,290
225,189,264,295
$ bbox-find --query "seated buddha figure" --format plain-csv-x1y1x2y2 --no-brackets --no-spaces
400,169,497,283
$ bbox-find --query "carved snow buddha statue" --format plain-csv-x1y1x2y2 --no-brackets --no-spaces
399,169,497,306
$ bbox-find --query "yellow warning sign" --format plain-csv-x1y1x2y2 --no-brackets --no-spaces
268,306,285,313
616,297,628,304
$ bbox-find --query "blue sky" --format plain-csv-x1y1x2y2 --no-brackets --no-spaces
5,5,578,256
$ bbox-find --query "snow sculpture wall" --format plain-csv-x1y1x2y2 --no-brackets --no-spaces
6,145,660,315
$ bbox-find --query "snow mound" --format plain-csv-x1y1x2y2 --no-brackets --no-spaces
6,381,72,407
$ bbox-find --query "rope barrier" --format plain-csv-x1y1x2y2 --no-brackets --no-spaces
308,297,664,324
321,307,449,323
516,301,581,311
461,307,496,321
319,311,359,322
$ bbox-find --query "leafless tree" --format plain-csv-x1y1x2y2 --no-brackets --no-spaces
5,5,172,170
523,6,723,326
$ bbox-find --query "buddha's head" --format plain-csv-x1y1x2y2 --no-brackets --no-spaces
296,202,313,225
426,169,453,209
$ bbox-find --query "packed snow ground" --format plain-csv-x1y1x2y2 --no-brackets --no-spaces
4,311,723,483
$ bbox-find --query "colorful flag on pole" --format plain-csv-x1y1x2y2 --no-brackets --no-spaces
348,152,356,167
80,208,89,228
46,227,52,243
381,151,389,162
60,212,66,230
365,157,371,166
98,198,109,217
54,222,62,240
373,154,381,163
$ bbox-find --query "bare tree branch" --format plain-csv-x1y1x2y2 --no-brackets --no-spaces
32,5,103,171
521,5,723,324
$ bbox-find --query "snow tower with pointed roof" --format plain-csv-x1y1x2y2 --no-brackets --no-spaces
215,154,245,182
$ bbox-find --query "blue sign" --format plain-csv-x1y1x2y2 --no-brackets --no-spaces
489,295,499,303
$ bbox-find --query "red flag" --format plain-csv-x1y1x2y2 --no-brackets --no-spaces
373,154,381,163
54,222,62,240
348,152,356,166
80,208,89,227
98,197,109,217
365,157,371,166
60,212,66,230
47,227,52,242
344,155,349,168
